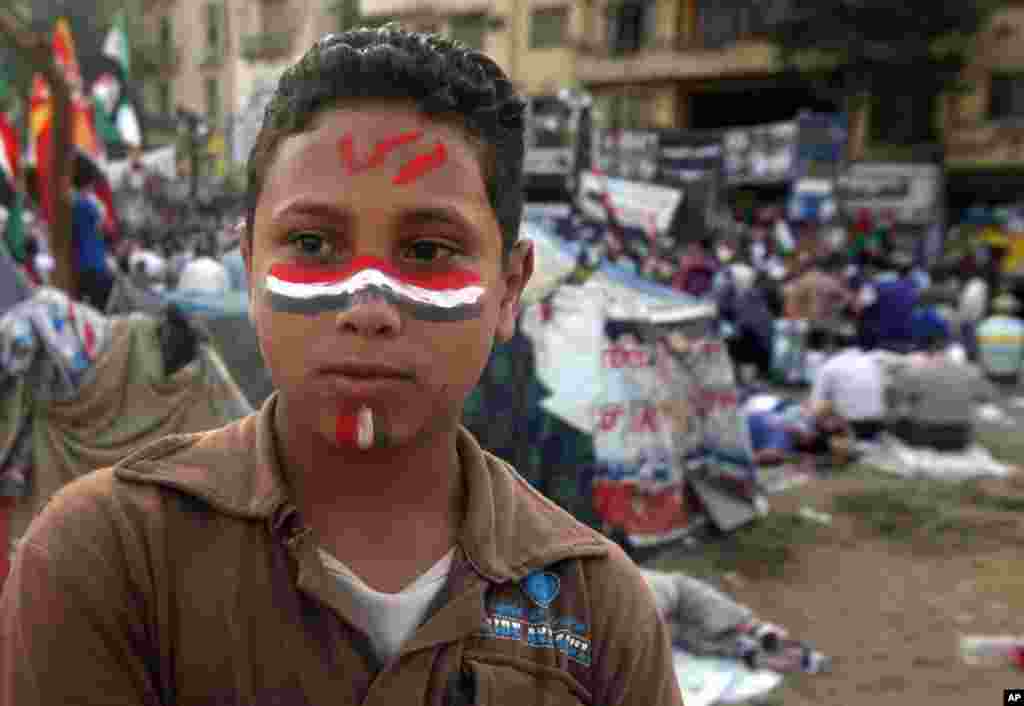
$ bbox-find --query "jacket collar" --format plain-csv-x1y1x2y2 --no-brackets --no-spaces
115,393,608,584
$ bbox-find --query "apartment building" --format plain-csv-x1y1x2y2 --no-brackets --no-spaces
140,0,335,170
355,0,583,97
574,0,837,132
944,3,1024,213
140,0,587,146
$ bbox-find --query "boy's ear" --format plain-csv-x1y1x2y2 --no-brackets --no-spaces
495,239,534,344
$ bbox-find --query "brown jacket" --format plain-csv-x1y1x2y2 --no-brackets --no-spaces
0,394,684,705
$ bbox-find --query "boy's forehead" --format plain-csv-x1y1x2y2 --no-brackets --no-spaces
267,104,488,203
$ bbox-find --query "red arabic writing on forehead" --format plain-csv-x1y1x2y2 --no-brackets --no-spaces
337,131,449,185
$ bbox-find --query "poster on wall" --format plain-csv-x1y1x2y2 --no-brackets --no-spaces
722,121,798,185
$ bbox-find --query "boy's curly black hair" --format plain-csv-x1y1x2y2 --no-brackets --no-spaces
245,25,527,265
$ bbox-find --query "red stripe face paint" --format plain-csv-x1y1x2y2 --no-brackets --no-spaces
264,256,484,321
393,142,448,186
337,130,447,186
338,130,424,175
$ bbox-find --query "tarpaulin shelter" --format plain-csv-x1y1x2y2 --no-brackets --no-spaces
469,217,759,547
0,288,252,576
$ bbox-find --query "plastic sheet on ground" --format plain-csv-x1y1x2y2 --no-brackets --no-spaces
861,434,1014,480
673,650,782,706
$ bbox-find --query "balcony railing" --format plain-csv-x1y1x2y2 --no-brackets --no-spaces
574,34,777,84
240,31,294,62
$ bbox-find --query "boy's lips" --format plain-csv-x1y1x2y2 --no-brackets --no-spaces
315,360,416,399
318,361,414,379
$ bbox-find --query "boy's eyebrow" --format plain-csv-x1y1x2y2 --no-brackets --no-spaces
271,198,351,225
399,207,477,234
270,200,479,235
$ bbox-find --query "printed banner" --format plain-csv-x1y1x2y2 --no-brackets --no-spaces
836,162,942,225
722,121,798,185
588,294,752,546
591,129,660,182
576,170,683,236
657,130,723,247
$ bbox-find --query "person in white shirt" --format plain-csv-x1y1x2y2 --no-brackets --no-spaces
809,324,886,441
176,241,230,296
958,272,989,362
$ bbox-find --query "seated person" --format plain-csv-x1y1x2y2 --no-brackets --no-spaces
809,324,886,441
976,293,1024,386
888,327,997,452
743,395,854,467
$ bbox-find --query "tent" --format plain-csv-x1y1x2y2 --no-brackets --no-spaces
0,288,252,572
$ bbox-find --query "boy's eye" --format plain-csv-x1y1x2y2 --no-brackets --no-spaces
289,232,333,258
403,240,459,263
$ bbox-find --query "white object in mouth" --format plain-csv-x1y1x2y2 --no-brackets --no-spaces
357,405,374,450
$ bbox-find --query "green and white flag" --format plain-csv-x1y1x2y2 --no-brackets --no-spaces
102,10,131,79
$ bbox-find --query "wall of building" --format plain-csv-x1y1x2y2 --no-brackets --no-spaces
946,5,1024,167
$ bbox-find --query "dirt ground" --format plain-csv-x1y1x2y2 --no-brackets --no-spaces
645,460,1024,705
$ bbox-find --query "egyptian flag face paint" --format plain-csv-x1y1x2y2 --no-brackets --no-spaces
264,255,485,322
335,406,377,449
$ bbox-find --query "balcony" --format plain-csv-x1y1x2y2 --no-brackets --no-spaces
945,120,1024,167
240,31,294,63
575,35,778,85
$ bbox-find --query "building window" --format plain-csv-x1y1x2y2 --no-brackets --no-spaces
331,0,361,31
205,78,220,127
205,3,222,51
990,73,1024,122
450,13,486,51
530,7,568,49
160,16,172,49
159,82,172,116
871,92,937,146
606,0,654,55
593,93,652,130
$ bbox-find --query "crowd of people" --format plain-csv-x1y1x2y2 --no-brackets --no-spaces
5,155,245,314
551,195,1023,466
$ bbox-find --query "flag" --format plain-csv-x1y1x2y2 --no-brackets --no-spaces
102,10,131,80
0,111,19,207
28,19,115,238
5,192,25,264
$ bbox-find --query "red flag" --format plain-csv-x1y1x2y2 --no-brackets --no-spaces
28,19,112,231
0,112,19,184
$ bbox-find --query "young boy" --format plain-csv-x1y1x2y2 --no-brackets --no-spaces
0,27,683,705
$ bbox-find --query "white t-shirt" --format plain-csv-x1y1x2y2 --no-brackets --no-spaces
177,256,231,295
810,347,886,421
318,547,455,666
129,249,167,280
959,277,989,324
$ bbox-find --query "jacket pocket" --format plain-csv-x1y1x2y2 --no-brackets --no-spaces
463,656,588,706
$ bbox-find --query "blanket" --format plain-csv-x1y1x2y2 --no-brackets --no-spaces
2,313,252,542
861,434,1014,480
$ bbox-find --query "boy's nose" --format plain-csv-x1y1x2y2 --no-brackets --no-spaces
334,291,402,338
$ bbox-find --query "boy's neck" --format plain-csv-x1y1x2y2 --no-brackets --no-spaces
273,399,466,552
